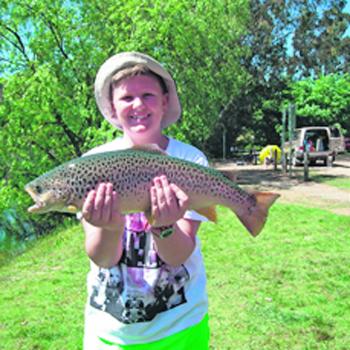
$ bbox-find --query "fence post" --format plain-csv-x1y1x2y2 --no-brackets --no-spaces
327,154,333,167
303,151,309,181
281,108,287,174
274,149,278,171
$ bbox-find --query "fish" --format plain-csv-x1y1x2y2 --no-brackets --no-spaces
25,145,280,236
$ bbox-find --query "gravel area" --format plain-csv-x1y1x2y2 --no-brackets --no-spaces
213,153,350,216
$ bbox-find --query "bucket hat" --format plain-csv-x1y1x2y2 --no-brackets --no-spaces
94,52,181,129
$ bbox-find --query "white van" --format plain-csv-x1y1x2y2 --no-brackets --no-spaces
286,126,345,166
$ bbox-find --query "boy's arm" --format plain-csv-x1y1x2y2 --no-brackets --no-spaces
152,218,200,267
150,175,201,266
82,183,125,268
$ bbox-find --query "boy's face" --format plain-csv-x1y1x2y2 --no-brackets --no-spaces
111,74,168,143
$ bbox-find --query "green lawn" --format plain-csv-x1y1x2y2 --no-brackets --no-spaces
311,174,350,190
1,204,350,349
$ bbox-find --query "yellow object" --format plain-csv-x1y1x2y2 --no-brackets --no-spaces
259,145,282,164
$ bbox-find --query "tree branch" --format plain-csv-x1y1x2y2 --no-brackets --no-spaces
52,111,83,156
23,3,70,61
0,23,35,72
31,140,59,163
46,19,69,60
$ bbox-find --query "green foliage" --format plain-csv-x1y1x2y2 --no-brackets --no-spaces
292,0,350,77
1,204,350,349
209,0,350,155
290,73,350,131
0,0,249,237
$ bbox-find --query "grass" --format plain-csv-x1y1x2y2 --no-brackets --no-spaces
202,205,350,349
0,225,89,350
310,174,350,190
1,204,350,349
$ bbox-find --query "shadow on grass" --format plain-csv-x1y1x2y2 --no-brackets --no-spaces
235,169,303,190
310,174,341,183
220,166,348,190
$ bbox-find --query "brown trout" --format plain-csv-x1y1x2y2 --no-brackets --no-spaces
25,146,279,236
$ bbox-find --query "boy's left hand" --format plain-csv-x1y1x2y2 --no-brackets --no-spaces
150,175,189,227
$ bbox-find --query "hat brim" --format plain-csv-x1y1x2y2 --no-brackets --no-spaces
94,52,181,129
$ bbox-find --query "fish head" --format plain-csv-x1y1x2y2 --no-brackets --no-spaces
25,170,76,214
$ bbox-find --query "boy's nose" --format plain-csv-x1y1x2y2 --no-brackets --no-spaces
132,97,145,109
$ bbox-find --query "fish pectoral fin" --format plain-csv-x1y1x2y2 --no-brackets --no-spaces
196,206,217,223
66,205,79,213
235,192,280,237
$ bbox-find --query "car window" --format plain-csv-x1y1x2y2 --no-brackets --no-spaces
330,128,340,137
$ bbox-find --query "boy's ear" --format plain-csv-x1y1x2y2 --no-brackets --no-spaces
110,101,118,120
162,93,169,111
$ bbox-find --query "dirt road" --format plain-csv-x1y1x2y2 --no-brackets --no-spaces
213,153,350,216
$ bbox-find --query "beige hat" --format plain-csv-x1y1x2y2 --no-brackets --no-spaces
94,52,181,129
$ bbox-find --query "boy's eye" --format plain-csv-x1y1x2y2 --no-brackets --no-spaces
122,96,133,102
143,93,155,99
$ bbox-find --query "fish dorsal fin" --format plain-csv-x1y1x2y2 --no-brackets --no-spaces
131,144,168,155
219,169,237,182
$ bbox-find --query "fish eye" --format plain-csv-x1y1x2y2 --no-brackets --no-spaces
35,185,43,194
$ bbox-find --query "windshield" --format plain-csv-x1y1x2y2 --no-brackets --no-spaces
330,128,341,137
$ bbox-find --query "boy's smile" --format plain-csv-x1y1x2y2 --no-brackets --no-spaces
111,75,168,143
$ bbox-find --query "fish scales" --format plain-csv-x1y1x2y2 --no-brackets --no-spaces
25,148,279,236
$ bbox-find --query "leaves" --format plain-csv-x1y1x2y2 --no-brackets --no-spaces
0,0,249,235
291,73,350,129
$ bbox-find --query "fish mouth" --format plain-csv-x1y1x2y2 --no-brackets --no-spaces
25,186,48,213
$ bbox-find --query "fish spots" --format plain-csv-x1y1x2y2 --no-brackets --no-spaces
27,148,258,217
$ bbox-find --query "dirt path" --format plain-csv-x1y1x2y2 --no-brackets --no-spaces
213,153,350,216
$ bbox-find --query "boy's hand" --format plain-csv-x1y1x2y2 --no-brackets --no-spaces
82,183,124,231
150,175,189,227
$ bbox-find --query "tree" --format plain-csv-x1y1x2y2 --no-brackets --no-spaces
291,0,350,78
207,0,350,157
0,0,249,234
290,73,350,132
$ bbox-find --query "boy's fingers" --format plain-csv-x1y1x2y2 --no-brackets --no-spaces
160,176,176,208
94,183,106,211
82,190,96,220
154,177,166,209
101,184,113,222
170,183,189,208
151,186,160,218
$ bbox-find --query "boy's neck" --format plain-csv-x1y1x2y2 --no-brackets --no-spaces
122,134,169,151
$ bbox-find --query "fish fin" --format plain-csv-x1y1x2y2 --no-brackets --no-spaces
131,144,168,155
235,192,280,237
196,206,217,223
218,169,238,182
66,205,79,213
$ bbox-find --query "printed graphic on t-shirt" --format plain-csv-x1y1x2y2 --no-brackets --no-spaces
89,213,190,324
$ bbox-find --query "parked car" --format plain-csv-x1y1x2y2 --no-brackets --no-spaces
345,137,350,152
284,126,345,166
329,126,345,154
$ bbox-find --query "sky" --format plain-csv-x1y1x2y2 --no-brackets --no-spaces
345,0,350,36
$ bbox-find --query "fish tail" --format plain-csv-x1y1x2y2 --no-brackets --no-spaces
235,192,280,237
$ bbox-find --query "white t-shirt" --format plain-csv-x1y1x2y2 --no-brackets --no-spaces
84,137,209,346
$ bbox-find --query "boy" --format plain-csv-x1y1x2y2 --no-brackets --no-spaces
82,52,209,349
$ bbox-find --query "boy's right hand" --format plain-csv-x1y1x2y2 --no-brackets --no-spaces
82,183,124,232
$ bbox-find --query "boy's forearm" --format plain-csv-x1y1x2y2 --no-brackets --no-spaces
83,220,124,268
152,219,200,267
